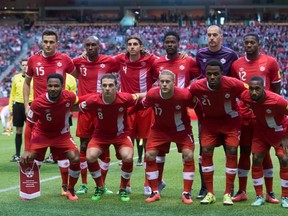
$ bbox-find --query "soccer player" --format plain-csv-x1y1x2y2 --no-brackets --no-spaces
141,70,198,204
152,31,200,88
54,73,78,196
240,76,288,208
114,36,159,195
231,33,281,203
23,29,76,113
73,36,119,195
188,59,248,205
195,25,238,199
151,31,200,192
8,59,33,162
20,73,80,201
196,25,238,77
23,29,76,195
78,73,145,202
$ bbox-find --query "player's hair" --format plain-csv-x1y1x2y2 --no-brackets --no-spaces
163,31,180,42
101,73,118,85
243,33,260,43
159,69,175,81
204,59,224,72
47,73,64,85
42,29,58,41
85,36,100,45
249,76,264,86
126,35,143,46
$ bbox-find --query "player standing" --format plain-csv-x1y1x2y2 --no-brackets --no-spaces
231,33,281,203
195,25,238,199
23,29,76,195
188,59,247,205
73,36,119,195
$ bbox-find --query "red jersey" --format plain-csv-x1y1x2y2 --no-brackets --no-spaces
73,55,119,96
231,54,281,89
152,55,200,88
188,76,248,119
240,90,288,132
231,54,281,118
143,87,197,134
79,92,138,138
26,90,77,137
26,52,75,99
114,53,158,93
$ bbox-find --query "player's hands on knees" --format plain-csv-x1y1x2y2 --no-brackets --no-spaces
20,150,32,164
279,136,288,156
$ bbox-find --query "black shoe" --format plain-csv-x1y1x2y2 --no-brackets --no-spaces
196,188,207,199
10,155,20,162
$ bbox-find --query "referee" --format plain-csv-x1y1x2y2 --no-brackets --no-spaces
8,59,33,162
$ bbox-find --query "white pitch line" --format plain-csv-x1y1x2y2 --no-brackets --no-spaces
0,145,194,194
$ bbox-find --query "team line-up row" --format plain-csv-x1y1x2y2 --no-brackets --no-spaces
9,26,287,207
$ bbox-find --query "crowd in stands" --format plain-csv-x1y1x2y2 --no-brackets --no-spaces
0,24,287,98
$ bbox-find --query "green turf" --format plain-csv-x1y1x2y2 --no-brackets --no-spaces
0,120,285,216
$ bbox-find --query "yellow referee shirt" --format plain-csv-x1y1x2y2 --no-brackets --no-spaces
8,73,33,112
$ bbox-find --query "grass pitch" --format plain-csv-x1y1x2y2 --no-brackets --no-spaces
0,120,285,216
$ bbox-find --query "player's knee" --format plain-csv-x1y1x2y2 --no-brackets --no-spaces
252,153,264,165
278,155,288,167
182,150,194,161
145,151,157,161
202,146,213,154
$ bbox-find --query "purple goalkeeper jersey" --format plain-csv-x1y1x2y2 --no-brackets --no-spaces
196,46,238,78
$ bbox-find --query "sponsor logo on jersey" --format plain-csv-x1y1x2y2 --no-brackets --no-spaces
66,102,70,107
119,107,124,112
100,64,105,68
180,65,185,70
260,66,265,71
57,62,62,67
220,58,226,64
266,109,272,114
141,62,146,66
176,105,181,110
225,93,230,98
